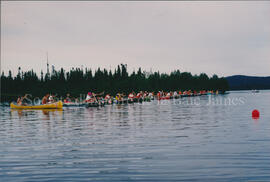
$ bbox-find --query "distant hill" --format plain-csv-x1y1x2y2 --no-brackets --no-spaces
226,75,270,90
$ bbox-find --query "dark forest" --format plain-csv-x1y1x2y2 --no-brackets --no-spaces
1,64,229,101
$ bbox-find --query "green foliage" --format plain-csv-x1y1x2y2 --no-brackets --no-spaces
0,65,229,101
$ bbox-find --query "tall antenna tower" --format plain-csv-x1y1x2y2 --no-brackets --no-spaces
46,52,50,76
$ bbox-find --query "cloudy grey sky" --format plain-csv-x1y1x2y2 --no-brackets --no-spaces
1,1,270,77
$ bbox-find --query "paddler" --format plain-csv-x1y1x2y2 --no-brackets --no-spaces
157,91,161,100
105,94,112,104
166,92,171,99
105,94,111,100
116,93,122,101
136,91,142,99
42,94,50,105
17,96,22,106
64,93,71,103
21,94,31,106
48,94,55,103
85,92,94,103
128,92,135,99
173,91,178,98
144,91,149,98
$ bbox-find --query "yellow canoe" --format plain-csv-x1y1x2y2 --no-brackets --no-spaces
10,101,63,109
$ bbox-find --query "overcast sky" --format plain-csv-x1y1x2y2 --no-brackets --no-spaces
1,1,270,77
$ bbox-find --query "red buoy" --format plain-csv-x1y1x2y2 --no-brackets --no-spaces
252,109,260,119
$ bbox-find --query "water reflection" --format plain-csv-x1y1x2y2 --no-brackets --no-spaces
10,108,63,119
1,91,270,181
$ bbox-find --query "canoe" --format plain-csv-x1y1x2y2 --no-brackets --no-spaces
115,100,123,104
115,98,129,104
86,101,105,107
128,98,134,103
10,101,63,109
158,97,171,100
144,97,151,102
105,99,114,105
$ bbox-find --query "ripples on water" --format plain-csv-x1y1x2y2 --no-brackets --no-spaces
0,91,270,181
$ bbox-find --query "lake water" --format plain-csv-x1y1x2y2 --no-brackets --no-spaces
1,91,270,181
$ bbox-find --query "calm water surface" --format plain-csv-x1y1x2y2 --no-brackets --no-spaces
1,91,270,181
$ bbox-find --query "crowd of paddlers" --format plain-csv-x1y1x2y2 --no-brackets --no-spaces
63,90,220,107
12,90,220,108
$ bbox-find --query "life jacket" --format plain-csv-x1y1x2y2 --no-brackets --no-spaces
116,95,122,101
85,94,92,101
87,98,95,103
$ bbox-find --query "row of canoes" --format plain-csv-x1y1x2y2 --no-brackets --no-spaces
9,92,216,109
157,93,209,100
65,97,152,107
9,98,146,109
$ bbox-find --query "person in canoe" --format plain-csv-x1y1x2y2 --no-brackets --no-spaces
173,91,178,98
17,96,22,106
136,91,142,99
20,94,32,106
128,92,135,102
157,91,161,100
136,91,144,102
48,94,56,103
165,92,171,99
105,94,113,104
64,93,72,103
85,91,104,103
42,94,50,105
85,92,95,103
105,94,111,100
149,92,154,100
115,93,122,103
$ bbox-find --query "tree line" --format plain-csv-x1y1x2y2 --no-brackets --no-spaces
1,64,229,102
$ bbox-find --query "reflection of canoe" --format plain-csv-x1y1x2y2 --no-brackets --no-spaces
251,90,259,93
10,101,63,109
63,102,86,107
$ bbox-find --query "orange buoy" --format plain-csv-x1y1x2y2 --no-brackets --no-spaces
252,109,260,119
